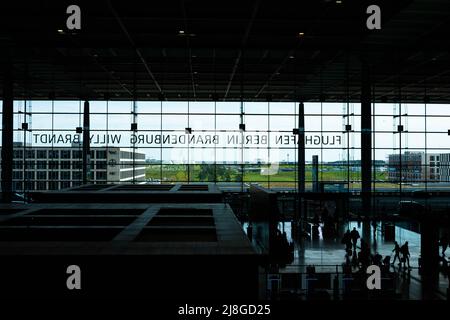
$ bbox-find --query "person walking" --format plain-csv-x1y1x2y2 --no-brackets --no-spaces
440,233,448,256
359,239,371,269
342,230,352,252
400,241,411,269
350,227,360,251
391,241,401,265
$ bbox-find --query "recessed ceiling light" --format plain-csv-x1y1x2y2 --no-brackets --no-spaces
57,29,64,34
179,30,185,34
298,32,305,37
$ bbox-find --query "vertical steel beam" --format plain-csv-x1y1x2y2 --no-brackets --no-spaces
298,102,305,193
82,101,91,184
2,63,14,202
361,62,372,215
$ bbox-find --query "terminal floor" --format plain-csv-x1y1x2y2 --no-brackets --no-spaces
259,221,449,300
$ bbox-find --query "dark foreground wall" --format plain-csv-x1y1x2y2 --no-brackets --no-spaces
0,255,259,300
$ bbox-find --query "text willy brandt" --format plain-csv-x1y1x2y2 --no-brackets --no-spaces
33,133,342,146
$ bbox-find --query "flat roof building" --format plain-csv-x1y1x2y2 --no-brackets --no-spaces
388,152,450,183
0,146,145,191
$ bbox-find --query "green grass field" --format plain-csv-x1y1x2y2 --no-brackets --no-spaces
145,163,392,188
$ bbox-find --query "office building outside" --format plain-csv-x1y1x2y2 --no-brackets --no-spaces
1,144,146,191
388,152,450,183
438,153,450,182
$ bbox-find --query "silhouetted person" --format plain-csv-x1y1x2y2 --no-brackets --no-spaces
392,241,401,265
351,250,359,267
372,220,377,239
382,256,391,272
440,234,449,256
359,239,371,269
313,213,320,226
274,229,285,267
439,255,448,270
400,241,411,269
282,231,289,249
345,249,351,266
321,207,331,231
281,231,290,264
312,213,320,238
350,227,360,250
342,230,352,252
246,223,253,241
321,207,329,222
373,252,383,267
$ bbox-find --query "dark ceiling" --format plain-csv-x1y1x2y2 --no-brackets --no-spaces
1,0,450,102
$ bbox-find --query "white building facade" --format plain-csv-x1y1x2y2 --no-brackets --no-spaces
1,146,146,191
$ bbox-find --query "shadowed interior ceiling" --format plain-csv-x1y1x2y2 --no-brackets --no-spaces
0,0,449,103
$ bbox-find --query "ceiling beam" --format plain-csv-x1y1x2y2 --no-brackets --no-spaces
106,0,165,99
223,0,261,100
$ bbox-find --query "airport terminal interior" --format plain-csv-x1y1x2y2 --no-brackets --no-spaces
0,0,450,301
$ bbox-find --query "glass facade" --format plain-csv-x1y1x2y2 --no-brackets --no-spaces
1,100,450,192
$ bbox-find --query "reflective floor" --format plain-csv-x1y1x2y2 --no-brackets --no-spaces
244,220,450,300
291,221,421,268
